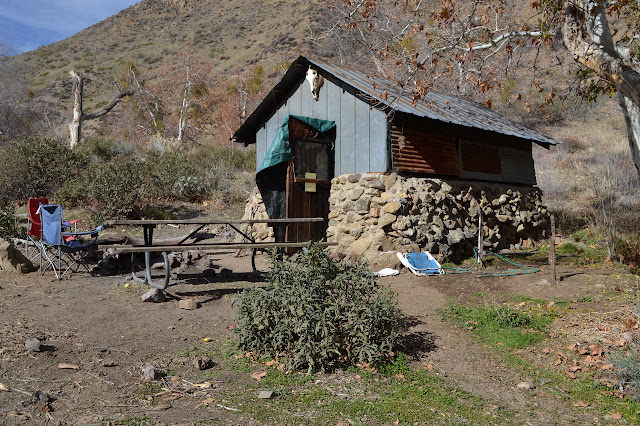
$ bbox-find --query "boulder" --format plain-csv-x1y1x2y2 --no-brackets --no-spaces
0,238,34,274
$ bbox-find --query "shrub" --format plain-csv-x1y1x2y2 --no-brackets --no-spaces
0,138,87,201
617,234,640,271
56,159,150,221
74,137,132,162
145,150,213,201
0,201,23,239
611,342,640,402
233,245,402,373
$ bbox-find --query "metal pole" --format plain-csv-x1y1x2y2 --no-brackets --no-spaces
549,214,556,285
477,206,485,268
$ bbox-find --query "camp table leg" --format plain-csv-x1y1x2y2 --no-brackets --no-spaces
144,251,170,290
227,223,258,273
127,224,171,290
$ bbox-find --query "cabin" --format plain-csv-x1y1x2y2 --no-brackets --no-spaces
233,56,559,261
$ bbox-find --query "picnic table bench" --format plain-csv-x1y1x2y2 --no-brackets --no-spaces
99,218,335,289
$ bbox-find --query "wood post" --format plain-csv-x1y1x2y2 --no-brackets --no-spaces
477,207,485,268
549,214,556,285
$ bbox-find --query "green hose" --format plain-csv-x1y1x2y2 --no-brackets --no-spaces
441,248,540,277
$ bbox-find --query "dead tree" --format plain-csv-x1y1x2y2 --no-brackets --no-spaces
69,70,133,148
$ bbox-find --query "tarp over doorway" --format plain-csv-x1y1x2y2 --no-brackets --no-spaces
257,115,336,173
255,115,336,242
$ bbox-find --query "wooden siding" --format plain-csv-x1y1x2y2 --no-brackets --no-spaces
256,74,389,175
391,127,461,176
500,144,536,185
461,140,501,174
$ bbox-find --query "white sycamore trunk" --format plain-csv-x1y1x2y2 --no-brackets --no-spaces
563,0,640,179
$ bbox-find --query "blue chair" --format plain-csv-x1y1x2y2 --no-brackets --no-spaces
396,251,442,276
39,204,103,279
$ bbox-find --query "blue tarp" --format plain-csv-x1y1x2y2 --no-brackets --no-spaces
257,115,336,173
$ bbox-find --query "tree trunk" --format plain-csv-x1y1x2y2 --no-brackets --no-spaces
563,1,640,180
619,92,640,180
68,70,133,148
69,71,83,149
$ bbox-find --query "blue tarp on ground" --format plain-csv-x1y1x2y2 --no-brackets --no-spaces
257,115,336,173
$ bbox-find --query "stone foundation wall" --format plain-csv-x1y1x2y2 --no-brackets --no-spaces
327,173,549,263
237,187,276,243
240,173,549,266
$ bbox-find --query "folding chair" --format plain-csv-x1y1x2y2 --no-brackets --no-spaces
25,197,48,262
39,204,103,279
396,251,443,276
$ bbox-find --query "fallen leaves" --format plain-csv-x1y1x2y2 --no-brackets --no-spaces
251,371,267,381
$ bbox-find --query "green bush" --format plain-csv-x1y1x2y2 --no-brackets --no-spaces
56,159,149,220
74,137,133,162
56,149,223,220
0,138,87,201
0,201,23,239
233,245,402,373
145,150,214,201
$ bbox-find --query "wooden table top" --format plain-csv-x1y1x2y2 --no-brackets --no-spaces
105,217,325,226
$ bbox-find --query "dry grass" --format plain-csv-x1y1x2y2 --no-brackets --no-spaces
535,99,640,234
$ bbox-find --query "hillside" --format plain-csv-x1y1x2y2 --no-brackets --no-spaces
4,0,638,236
10,0,341,142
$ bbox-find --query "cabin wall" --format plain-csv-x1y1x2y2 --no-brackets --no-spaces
238,172,549,268
255,74,389,175
326,172,549,266
390,116,538,185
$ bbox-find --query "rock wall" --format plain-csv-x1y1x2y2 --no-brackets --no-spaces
240,173,549,266
237,187,276,243
327,173,549,264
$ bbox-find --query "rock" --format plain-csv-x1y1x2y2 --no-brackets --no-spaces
354,196,371,213
141,288,167,303
378,213,396,228
350,238,372,256
179,298,198,310
102,359,118,367
0,238,34,274
142,364,156,381
33,390,54,402
383,201,402,214
347,174,361,183
517,381,536,390
348,187,364,200
25,337,41,352
258,390,274,399
633,302,640,318
194,356,215,370
496,214,510,223
447,229,465,245
363,178,385,190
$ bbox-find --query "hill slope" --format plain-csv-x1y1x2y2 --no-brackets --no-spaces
11,0,341,142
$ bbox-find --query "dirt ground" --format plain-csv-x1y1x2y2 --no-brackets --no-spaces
0,243,638,425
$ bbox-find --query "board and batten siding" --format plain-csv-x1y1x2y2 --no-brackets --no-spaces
461,143,536,185
255,74,389,175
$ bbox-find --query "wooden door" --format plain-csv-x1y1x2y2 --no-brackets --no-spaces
285,117,334,245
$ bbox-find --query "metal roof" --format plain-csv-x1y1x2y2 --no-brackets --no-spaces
233,56,560,147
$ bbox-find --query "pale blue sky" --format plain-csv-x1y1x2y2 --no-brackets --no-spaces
0,0,140,54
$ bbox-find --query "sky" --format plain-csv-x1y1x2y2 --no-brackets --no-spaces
0,0,140,54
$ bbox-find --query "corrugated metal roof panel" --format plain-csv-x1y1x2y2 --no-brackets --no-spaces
233,55,561,148
307,57,559,147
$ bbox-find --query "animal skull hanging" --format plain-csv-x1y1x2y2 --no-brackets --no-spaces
305,66,324,101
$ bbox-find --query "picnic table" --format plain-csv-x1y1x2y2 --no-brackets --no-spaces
99,218,335,289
